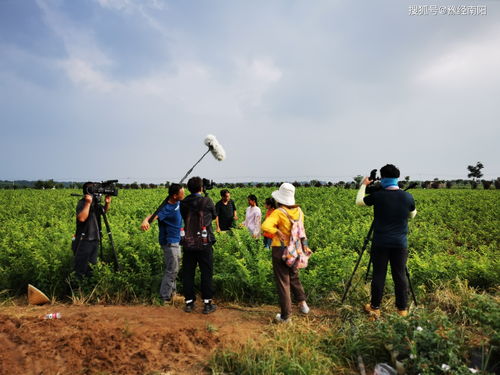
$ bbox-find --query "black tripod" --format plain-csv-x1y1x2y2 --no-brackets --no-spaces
341,185,418,306
72,194,120,272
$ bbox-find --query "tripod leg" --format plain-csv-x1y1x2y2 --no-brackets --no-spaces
406,266,418,306
341,248,366,304
101,210,120,272
364,254,372,282
341,222,374,304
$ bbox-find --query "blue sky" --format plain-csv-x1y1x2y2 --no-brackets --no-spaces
1,0,499,183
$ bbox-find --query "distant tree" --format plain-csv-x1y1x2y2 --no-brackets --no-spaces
327,181,333,187
481,180,492,190
292,181,301,187
431,178,443,189
34,180,45,189
421,180,431,189
256,183,263,188
495,178,500,190
131,182,139,189
467,162,484,180
353,175,363,189
140,183,148,189
446,180,453,189
149,183,157,189
344,182,351,189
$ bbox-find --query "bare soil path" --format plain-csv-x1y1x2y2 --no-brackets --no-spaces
0,302,272,375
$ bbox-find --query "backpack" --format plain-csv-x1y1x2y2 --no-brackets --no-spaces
278,207,313,269
182,197,209,250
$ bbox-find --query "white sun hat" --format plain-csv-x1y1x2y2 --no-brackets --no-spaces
271,183,296,206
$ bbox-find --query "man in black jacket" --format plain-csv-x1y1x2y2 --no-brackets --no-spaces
73,182,111,278
180,176,217,314
356,164,417,318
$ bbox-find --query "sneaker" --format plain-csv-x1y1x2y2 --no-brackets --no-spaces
364,304,381,318
397,309,408,317
184,301,195,313
203,303,217,314
299,301,310,314
275,313,291,323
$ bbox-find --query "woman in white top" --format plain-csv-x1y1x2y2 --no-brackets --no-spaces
242,194,262,238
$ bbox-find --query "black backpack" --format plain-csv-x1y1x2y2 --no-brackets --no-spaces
182,196,209,249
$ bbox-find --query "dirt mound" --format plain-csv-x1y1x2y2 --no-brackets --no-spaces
0,304,269,375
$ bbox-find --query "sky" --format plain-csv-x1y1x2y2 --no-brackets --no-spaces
1,0,499,183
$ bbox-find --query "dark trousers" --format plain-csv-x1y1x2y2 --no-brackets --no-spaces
370,246,408,310
182,245,214,301
271,247,306,319
73,240,98,278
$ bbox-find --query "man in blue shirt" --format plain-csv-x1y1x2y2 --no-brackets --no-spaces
356,164,417,318
141,184,185,302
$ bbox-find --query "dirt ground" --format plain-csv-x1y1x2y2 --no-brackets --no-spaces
0,300,273,375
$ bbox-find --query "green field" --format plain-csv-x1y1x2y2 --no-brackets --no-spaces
0,188,499,373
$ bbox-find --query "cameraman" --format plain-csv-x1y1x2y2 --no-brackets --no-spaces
181,177,217,314
73,182,111,278
355,164,417,317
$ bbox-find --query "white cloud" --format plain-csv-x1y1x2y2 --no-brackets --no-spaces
233,57,283,109
58,58,120,92
414,26,500,88
96,0,165,12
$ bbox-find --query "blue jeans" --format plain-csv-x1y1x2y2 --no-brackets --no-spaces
160,243,181,300
263,237,272,249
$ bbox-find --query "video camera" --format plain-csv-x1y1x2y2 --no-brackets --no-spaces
85,180,119,197
366,169,381,194
202,178,215,192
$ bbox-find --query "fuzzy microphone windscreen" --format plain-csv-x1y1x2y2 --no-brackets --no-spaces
204,134,226,161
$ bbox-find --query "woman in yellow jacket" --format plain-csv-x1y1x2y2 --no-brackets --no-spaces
261,183,310,322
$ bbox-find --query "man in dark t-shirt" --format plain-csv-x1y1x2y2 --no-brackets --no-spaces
215,189,238,232
355,164,417,318
73,182,111,277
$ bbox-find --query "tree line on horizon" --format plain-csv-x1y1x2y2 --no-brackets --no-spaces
1,162,497,190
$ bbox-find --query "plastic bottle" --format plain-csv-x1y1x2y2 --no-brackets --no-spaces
180,227,185,239
44,312,62,320
373,363,397,375
201,226,208,244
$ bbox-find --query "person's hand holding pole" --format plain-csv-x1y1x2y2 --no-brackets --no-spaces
141,215,156,231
